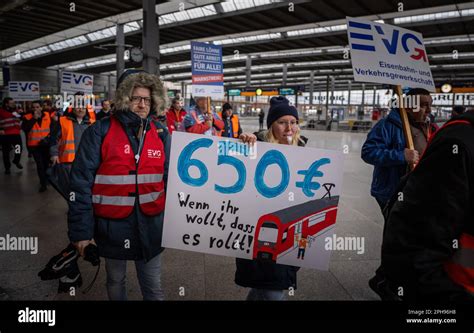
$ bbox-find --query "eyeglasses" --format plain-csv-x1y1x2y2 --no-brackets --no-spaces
276,120,298,127
131,96,151,106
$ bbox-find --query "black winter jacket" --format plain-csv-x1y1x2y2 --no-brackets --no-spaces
381,112,474,302
67,110,170,261
234,130,307,290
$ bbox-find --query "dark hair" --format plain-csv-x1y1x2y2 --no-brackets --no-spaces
101,99,110,106
406,88,431,96
32,100,42,106
42,99,52,106
171,97,182,105
2,97,13,107
222,103,232,112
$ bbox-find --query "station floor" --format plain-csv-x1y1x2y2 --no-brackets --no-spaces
0,118,382,300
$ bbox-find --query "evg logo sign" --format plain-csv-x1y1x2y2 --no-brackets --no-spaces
348,20,427,62
63,72,93,86
9,82,39,92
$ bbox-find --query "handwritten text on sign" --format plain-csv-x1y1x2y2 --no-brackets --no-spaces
163,132,344,269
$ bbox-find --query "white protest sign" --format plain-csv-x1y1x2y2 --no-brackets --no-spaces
346,17,435,92
61,71,93,94
8,81,40,101
163,132,344,270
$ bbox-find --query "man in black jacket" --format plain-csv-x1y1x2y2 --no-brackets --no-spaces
96,100,112,121
68,71,170,300
380,112,474,302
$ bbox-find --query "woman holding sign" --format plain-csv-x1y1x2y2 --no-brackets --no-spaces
235,96,307,300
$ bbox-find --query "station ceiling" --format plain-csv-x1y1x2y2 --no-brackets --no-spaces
1,0,473,90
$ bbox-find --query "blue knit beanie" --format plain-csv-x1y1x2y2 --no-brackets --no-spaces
267,96,298,129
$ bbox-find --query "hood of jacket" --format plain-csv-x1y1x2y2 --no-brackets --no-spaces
114,72,167,116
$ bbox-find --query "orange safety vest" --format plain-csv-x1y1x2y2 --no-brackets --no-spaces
218,112,240,138
87,104,96,122
25,112,51,147
444,233,474,293
91,116,166,219
58,117,76,163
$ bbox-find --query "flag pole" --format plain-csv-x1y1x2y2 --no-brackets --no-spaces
395,85,415,169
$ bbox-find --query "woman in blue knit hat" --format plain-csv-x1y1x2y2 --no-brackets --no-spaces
235,96,307,301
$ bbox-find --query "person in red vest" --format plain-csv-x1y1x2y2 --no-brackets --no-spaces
219,103,242,138
165,97,186,134
0,97,23,174
67,70,170,300
378,111,474,302
21,101,52,192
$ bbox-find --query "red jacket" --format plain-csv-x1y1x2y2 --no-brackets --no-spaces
165,107,187,134
0,108,21,135
185,108,224,136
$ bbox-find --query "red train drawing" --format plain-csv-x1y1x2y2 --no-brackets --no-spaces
253,196,339,262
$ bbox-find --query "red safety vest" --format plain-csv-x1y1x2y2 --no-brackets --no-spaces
0,108,21,135
24,112,51,147
92,116,166,219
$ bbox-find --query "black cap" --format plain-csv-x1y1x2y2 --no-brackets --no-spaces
117,69,145,88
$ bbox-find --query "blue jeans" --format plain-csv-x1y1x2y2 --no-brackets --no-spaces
297,248,305,259
246,288,286,301
105,254,164,300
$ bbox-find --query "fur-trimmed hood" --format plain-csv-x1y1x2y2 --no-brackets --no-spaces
114,72,167,115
